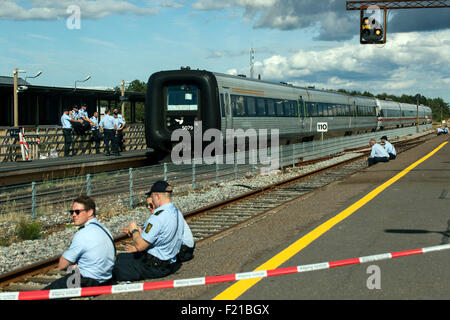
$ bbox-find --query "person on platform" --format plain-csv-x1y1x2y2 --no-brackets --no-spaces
61,108,74,157
90,111,101,154
367,138,390,167
99,109,116,156
43,195,115,290
381,136,396,160
112,181,184,282
112,111,125,155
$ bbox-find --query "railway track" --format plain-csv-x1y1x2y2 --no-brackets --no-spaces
0,134,433,297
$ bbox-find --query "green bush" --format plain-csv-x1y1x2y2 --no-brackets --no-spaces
15,218,42,240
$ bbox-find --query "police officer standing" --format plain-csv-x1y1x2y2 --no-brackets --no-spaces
99,109,115,156
90,111,101,154
43,195,115,290
381,136,396,160
112,111,125,156
112,181,184,282
61,108,74,157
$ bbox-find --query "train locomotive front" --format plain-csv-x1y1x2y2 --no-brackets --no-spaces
145,69,221,155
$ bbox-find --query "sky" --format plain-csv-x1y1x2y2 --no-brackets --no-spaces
0,0,449,102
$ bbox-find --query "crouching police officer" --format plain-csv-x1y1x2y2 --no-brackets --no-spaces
112,181,184,282
43,195,115,290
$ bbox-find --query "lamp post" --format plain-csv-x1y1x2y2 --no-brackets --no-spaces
74,75,91,90
415,94,421,133
13,68,27,127
120,80,131,118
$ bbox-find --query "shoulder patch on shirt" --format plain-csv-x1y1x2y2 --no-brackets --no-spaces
145,223,153,233
154,209,164,216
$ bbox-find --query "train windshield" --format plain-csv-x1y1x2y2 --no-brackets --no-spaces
165,84,200,132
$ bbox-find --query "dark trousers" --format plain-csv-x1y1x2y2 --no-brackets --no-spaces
368,156,389,167
63,129,73,156
389,153,396,160
43,272,112,290
177,244,195,263
112,130,120,155
91,130,101,153
103,129,114,154
117,130,124,152
112,252,181,282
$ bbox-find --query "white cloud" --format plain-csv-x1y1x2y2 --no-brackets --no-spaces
231,30,450,99
0,0,157,20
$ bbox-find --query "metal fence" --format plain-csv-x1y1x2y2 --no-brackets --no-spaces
0,124,432,219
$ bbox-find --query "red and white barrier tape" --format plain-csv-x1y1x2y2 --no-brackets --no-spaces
1,243,449,300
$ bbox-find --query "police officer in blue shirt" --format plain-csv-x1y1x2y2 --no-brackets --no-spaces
381,136,396,160
61,108,74,157
43,195,115,290
146,195,195,262
99,109,116,156
367,138,390,166
112,181,184,282
90,111,101,154
112,111,125,156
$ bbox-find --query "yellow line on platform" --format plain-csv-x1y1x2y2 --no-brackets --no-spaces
213,141,448,300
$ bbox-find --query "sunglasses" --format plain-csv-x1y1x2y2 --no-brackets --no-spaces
147,203,154,209
69,209,87,215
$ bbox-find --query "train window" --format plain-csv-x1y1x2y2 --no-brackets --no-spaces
220,94,225,117
256,98,266,116
167,85,199,111
246,97,257,116
231,95,245,117
290,101,298,117
283,101,290,116
267,99,275,116
275,100,284,116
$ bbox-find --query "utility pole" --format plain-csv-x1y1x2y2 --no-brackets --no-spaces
415,94,421,133
121,80,125,117
13,68,18,127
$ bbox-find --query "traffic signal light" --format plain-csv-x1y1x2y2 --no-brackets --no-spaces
360,6,386,44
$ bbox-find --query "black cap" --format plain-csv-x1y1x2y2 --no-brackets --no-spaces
146,181,172,197
381,136,388,140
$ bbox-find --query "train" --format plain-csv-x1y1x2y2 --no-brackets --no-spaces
145,68,432,156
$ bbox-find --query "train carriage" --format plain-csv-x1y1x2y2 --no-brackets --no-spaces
146,69,430,156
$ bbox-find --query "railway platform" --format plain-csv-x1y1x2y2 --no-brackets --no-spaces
0,149,153,187
97,134,449,301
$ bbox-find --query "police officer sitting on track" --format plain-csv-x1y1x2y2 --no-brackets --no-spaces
146,195,195,262
43,195,115,290
112,181,184,282
367,138,390,167
381,136,396,160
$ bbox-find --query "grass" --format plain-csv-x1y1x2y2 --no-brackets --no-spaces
15,217,42,241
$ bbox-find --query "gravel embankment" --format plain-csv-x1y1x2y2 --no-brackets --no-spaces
0,151,366,276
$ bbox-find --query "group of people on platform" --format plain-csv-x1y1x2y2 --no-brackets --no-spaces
43,180,195,290
61,105,126,157
367,136,397,167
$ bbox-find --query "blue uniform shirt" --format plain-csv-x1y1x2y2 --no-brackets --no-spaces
370,143,390,158
182,220,194,248
61,114,72,129
112,117,125,129
78,109,88,120
141,203,184,263
72,110,80,120
62,218,115,282
383,141,396,156
99,114,115,130
90,116,99,130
